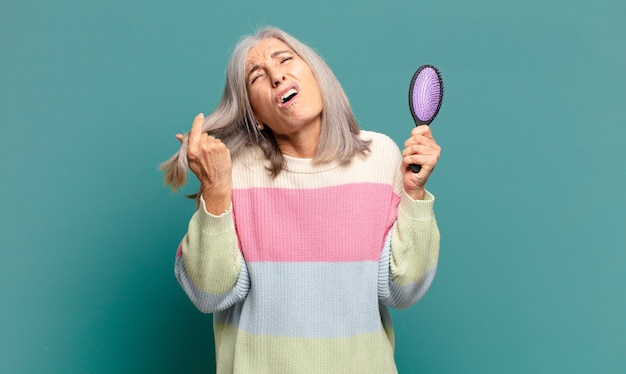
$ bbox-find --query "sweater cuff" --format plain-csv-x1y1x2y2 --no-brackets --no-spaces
398,189,435,221
193,195,234,235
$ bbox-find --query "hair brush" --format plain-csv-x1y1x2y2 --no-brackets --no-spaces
408,64,444,173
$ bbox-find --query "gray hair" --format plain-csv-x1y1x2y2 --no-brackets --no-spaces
160,26,370,190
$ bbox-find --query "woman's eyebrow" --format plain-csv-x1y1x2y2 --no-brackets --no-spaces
248,64,260,77
271,50,291,58
248,50,292,77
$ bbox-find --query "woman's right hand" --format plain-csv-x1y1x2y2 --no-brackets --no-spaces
177,113,232,215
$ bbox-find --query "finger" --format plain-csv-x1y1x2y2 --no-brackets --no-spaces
203,136,231,160
199,132,221,149
411,125,433,138
401,144,431,158
188,113,205,144
402,144,421,157
403,142,441,160
403,154,433,171
404,134,435,148
405,136,423,148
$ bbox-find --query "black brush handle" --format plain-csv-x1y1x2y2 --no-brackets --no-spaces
410,164,422,173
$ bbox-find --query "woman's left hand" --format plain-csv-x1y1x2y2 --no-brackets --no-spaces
401,125,441,200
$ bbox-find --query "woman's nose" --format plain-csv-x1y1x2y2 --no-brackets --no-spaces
270,69,285,88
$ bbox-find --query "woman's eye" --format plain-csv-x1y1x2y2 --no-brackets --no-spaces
250,74,263,84
281,57,292,63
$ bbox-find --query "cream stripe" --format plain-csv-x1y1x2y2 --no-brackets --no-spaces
232,131,403,190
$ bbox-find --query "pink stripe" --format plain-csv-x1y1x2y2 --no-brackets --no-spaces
232,183,399,262
176,242,183,257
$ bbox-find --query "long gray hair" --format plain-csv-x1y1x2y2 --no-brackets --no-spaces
160,26,370,191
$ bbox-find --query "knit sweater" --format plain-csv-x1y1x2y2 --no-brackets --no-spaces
175,130,440,373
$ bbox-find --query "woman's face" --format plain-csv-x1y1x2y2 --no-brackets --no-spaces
246,38,323,145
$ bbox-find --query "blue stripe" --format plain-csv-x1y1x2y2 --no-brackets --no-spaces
215,261,385,338
175,256,250,313
385,267,437,309
378,232,438,310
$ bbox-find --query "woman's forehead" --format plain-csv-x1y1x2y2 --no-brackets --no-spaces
246,38,293,65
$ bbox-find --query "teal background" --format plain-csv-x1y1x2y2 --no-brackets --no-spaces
2,0,625,372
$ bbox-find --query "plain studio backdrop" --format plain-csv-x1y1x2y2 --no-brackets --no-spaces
1,0,624,372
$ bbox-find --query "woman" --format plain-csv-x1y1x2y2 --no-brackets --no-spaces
161,27,441,373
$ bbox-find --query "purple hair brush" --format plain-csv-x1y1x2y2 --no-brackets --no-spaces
408,64,444,173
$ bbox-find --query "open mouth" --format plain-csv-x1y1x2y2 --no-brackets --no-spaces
280,88,298,104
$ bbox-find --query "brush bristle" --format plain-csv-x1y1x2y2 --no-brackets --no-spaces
409,65,443,125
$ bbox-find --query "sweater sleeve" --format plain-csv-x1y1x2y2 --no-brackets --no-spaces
174,197,250,313
378,190,440,309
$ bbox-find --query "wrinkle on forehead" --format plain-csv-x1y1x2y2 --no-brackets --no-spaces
246,38,294,68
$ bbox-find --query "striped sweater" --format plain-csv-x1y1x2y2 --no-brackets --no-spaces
175,130,440,373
